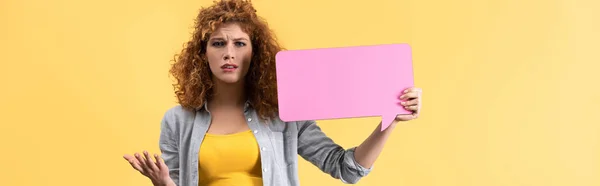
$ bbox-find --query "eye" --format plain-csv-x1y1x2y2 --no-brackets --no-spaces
235,41,246,47
211,41,225,47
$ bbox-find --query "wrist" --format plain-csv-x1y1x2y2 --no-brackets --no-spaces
166,181,176,186
381,122,397,131
153,179,175,186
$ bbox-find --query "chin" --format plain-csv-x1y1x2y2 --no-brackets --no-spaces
215,74,242,84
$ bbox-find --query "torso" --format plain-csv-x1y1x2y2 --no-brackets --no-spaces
160,104,366,186
198,130,263,186
199,104,263,186
206,105,251,135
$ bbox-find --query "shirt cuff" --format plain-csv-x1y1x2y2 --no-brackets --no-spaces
347,147,374,176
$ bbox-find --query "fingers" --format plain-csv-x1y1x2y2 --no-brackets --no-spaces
125,151,167,179
395,114,417,121
400,88,421,112
398,87,422,121
154,154,168,170
153,154,161,169
144,151,160,172
399,87,421,100
124,154,144,173
400,98,419,106
135,153,150,173
400,100,418,112
399,92,419,100
404,105,418,111
403,87,422,94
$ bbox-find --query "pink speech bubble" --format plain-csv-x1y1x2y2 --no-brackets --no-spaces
275,43,414,131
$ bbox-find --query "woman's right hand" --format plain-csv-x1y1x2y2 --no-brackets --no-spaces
123,151,176,186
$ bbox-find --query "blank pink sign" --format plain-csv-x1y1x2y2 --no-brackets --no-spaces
275,43,414,131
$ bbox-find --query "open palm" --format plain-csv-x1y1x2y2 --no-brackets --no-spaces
123,151,175,186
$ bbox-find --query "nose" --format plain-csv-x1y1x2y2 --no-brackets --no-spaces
223,44,235,60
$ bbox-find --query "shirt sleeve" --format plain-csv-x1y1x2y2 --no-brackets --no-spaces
296,120,373,184
159,108,180,186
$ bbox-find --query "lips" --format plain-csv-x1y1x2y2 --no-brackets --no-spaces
221,63,238,69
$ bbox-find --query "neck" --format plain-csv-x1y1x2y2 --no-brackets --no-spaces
209,79,246,110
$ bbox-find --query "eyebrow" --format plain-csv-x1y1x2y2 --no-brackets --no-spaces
209,37,249,41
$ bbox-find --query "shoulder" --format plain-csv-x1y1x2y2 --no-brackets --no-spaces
266,112,317,133
295,119,321,136
163,104,196,119
160,104,197,131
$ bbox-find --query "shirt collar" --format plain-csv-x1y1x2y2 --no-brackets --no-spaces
200,99,251,113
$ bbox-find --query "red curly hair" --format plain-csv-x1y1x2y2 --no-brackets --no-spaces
169,0,283,121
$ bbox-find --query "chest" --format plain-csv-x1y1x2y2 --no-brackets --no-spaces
206,109,252,135
176,110,302,186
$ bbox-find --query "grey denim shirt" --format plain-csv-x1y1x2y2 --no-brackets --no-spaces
158,101,373,186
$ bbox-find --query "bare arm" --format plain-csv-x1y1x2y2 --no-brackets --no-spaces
297,87,422,184
353,121,398,169
354,87,422,169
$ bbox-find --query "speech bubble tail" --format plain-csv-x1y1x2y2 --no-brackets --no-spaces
381,114,396,131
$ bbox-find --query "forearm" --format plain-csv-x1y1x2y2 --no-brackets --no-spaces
153,179,176,186
353,121,398,168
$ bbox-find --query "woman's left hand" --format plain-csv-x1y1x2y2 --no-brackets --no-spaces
395,87,422,121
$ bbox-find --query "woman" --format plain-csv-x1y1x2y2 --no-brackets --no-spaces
123,0,422,186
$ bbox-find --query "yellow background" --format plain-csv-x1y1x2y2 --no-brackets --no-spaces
1,0,598,185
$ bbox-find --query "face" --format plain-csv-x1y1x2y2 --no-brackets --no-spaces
205,22,253,85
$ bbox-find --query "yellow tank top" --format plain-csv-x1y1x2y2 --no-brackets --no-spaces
198,130,263,186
